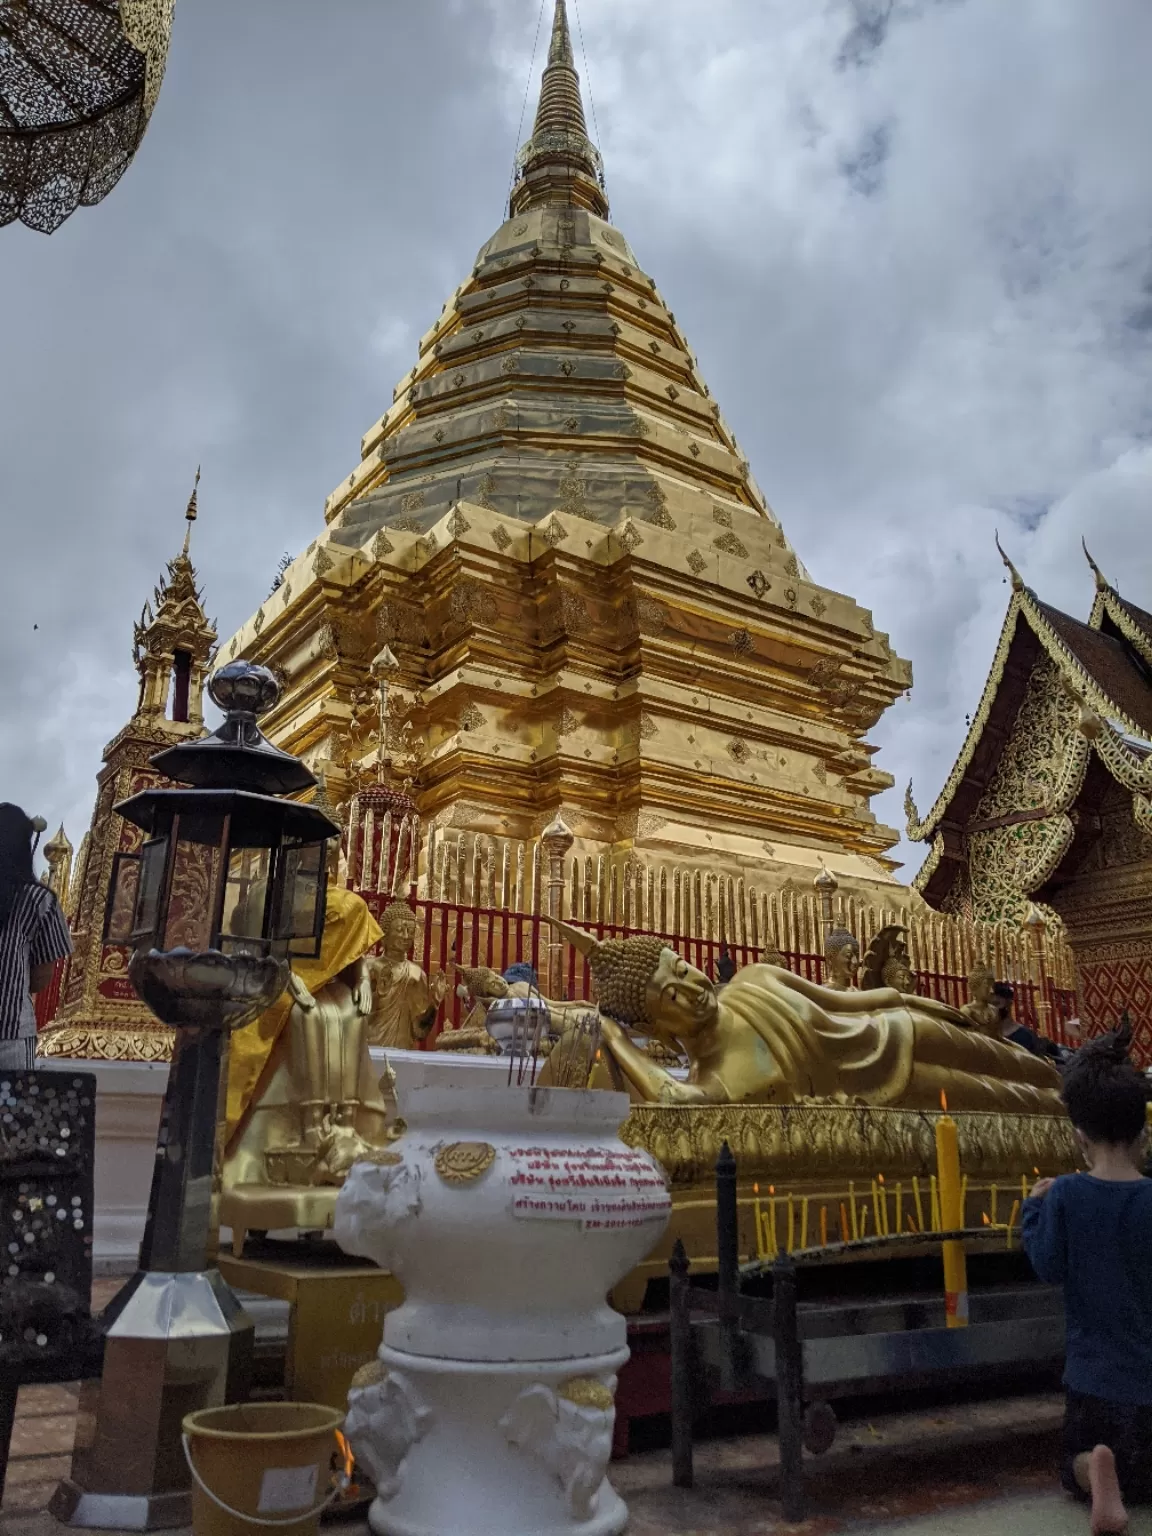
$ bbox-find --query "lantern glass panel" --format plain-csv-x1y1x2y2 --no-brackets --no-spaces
131,838,170,945
270,839,327,959
104,851,141,945
219,846,274,955
162,811,227,953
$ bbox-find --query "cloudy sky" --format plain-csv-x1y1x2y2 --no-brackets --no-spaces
2,0,1150,881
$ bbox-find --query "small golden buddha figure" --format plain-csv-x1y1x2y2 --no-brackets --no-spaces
960,963,1002,1038
365,900,448,1049
550,921,1063,1115
434,966,503,1055
862,925,918,994
823,927,861,991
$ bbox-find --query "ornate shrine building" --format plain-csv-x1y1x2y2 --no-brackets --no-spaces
217,0,914,922
41,484,217,1061
907,547,1152,1056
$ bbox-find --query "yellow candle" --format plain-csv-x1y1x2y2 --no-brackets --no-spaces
960,1174,969,1221
1021,1174,1028,1204
936,1095,968,1329
871,1179,882,1236
839,1202,849,1242
820,1204,828,1248
768,1186,778,1255
1006,1199,1020,1251
912,1177,925,1233
860,1205,870,1236
787,1197,795,1255
895,1183,903,1237
800,1197,809,1250
930,1175,940,1232
991,1184,998,1226
753,1183,765,1259
849,1182,859,1241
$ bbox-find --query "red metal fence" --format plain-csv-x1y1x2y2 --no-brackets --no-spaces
34,959,65,1030
34,896,1077,1047
411,898,1077,1045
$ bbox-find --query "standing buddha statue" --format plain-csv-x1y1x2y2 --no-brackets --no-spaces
365,900,447,1049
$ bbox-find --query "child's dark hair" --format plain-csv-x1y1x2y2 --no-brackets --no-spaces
1061,1016,1148,1145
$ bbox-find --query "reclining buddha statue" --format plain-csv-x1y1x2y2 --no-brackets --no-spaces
550,921,1062,1115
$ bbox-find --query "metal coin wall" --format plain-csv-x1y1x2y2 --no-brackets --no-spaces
0,1071,96,1366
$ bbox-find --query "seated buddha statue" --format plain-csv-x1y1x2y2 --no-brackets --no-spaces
365,900,448,1049
550,920,1063,1115
960,963,1002,1038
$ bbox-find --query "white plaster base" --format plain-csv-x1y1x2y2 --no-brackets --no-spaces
38,1058,166,1273
363,1348,628,1536
369,1045,511,1084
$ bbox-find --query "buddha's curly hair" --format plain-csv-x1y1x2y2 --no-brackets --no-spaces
381,900,416,941
1062,1015,1148,1145
589,935,667,1025
824,927,858,958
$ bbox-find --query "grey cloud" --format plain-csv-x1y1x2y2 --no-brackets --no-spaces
1,0,1150,887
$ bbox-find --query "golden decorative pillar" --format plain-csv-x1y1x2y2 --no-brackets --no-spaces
814,863,838,940
370,643,400,783
541,813,575,1000
42,824,73,909
1022,904,1052,1040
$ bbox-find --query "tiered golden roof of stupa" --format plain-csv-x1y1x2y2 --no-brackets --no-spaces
220,2,913,901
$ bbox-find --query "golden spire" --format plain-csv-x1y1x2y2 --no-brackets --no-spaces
182,466,200,556
511,0,608,219
1082,537,1110,593
995,532,1024,592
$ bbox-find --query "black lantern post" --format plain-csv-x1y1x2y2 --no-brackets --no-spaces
54,662,338,1531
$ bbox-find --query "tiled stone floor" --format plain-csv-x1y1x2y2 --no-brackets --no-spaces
0,1280,1123,1536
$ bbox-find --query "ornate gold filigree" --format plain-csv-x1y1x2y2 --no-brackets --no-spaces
350,1359,388,1391
558,1378,615,1411
38,1024,173,1062
619,1104,1078,1187
434,1141,497,1184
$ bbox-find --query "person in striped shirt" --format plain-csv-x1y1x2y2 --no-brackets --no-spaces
0,803,72,1071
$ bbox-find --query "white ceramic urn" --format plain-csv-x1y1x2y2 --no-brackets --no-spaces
335,1057,670,1536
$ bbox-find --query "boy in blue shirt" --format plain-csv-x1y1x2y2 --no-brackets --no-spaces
1022,1022,1152,1536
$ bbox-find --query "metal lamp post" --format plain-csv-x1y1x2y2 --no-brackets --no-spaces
53,662,338,1530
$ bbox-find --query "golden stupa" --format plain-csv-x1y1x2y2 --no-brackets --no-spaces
219,2,912,909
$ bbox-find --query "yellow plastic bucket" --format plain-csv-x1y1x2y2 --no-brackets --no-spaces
182,1402,346,1536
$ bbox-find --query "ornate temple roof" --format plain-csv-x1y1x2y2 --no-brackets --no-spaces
907,542,1152,903
308,0,807,580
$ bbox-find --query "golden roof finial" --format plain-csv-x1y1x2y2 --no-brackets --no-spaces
511,0,608,219
1082,537,1110,593
813,860,838,895
995,531,1024,592
183,466,201,556
548,0,575,66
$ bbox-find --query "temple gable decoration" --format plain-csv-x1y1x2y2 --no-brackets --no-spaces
907,543,1152,1055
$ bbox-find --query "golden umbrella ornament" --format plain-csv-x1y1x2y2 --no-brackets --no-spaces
1,0,174,233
